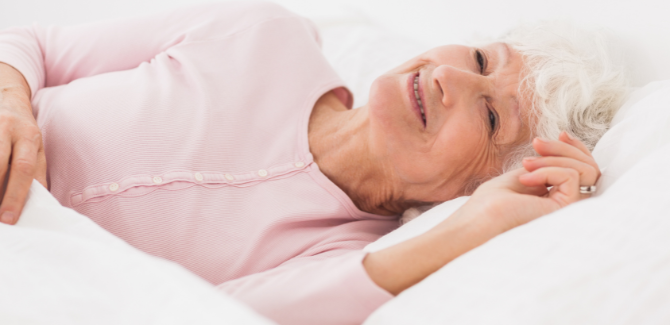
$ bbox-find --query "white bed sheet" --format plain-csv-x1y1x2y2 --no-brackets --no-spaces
0,182,275,325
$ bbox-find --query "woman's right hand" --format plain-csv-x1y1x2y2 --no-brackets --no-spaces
0,62,47,225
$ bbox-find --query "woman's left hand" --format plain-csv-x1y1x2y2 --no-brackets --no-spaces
459,131,600,235
522,131,601,192
364,131,600,295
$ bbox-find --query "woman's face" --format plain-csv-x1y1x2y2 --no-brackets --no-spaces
366,42,529,204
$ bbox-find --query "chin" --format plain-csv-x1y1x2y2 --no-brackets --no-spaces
367,74,429,182
367,74,407,133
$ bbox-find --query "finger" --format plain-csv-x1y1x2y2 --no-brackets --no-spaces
518,166,580,207
533,137,592,161
486,168,549,196
558,131,591,156
522,156,598,186
533,137,599,173
0,128,11,200
0,139,38,225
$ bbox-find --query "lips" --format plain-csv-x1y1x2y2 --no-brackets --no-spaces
408,72,426,127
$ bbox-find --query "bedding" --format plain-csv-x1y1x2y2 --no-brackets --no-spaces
0,180,276,325
363,80,670,324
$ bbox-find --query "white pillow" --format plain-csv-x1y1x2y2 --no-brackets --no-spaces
365,196,468,253
363,80,670,324
0,180,276,325
593,80,670,193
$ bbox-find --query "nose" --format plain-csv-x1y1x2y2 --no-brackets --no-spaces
432,65,487,109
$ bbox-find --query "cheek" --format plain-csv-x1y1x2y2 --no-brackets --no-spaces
367,75,492,190
396,120,490,186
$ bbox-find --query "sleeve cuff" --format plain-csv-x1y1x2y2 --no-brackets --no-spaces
349,250,395,314
0,25,46,100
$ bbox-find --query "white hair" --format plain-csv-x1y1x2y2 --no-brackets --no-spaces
500,20,629,172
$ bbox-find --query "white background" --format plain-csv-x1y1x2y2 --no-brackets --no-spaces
2,0,669,86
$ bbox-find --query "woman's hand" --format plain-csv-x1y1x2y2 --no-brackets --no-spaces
523,131,601,193
364,132,598,295
0,62,48,225
454,131,599,241
464,132,599,234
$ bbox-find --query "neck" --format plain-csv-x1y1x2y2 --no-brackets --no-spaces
308,92,399,216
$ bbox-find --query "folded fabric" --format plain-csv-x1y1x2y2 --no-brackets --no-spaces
0,180,275,325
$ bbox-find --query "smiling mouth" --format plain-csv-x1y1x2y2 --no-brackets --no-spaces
413,74,426,125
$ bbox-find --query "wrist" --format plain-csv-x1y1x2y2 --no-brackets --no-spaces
450,194,512,238
0,86,31,101
0,62,31,99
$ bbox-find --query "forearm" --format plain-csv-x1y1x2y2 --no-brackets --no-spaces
363,209,499,295
0,62,31,101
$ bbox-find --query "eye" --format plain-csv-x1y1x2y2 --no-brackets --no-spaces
488,107,497,134
475,49,486,74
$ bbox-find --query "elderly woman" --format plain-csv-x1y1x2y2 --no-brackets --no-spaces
0,1,626,324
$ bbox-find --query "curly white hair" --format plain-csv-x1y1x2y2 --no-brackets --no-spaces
500,20,629,172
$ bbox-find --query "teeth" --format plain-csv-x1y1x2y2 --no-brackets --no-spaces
414,75,426,123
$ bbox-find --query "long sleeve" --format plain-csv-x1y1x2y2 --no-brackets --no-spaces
218,250,394,325
0,1,297,100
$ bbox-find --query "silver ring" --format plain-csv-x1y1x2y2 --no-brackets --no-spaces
580,185,597,194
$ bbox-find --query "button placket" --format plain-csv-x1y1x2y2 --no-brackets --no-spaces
86,161,311,204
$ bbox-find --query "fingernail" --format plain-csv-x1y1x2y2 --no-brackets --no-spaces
566,132,576,141
535,137,548,143
523,156,538,161
1,211,15,224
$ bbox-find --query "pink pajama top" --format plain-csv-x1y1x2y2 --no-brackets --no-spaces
0,2,397,324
